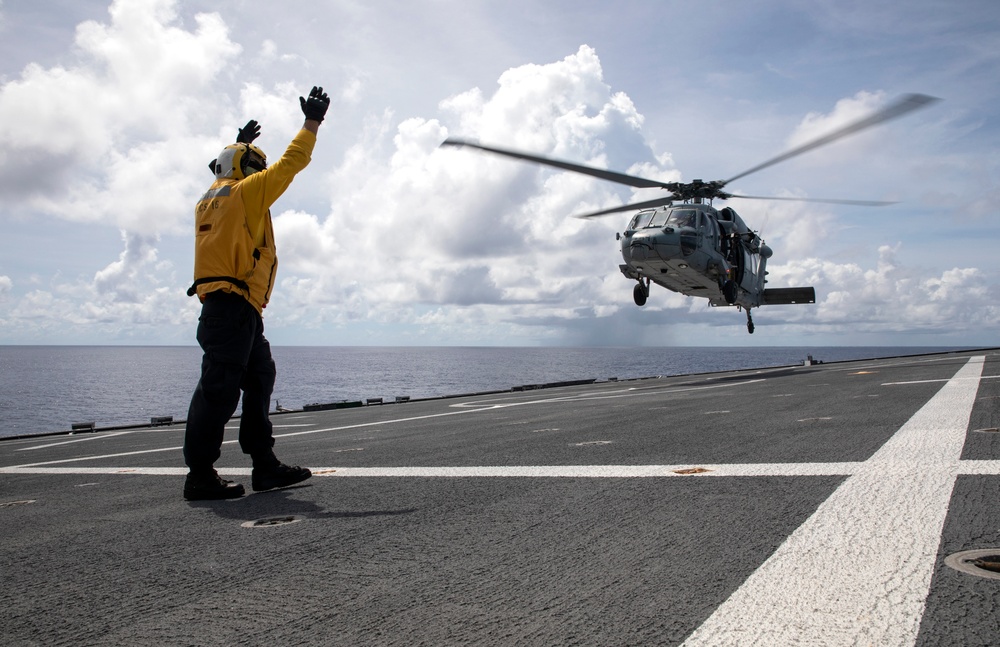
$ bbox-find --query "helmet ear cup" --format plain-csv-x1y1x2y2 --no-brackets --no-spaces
214,145,245,180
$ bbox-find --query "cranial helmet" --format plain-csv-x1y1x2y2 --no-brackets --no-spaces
210,143,267,180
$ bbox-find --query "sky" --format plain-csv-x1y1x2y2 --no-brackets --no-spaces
0,0,998,348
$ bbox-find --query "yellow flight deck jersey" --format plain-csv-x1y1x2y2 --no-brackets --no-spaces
189,129,316,314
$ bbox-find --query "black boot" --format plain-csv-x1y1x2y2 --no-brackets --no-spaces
251,463,312,491
184,469,245,500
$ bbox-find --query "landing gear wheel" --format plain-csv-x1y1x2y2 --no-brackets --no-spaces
722,280,738,305
633,282,648,307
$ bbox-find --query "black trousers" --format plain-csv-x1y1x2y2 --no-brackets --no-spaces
184,291,277,471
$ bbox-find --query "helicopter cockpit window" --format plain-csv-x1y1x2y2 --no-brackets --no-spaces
666,209,698,229
648,210,671,227
629,210,655,230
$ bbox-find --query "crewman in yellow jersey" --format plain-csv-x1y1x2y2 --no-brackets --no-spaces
182,87,330,501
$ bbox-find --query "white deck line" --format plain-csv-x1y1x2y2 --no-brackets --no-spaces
681,355,985,647
4,461,999,478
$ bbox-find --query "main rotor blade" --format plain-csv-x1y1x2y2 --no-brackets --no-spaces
727,194,898,206
723,93,940,185
574,196,677,219
441,138,673,190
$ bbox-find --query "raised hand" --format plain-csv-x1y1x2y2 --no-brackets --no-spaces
299,86,330,123
236,119,261,144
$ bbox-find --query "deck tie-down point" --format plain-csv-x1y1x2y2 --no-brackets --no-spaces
945,549,1000,580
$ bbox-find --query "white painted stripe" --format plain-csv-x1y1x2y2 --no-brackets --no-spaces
317,463,865,478
682,355,985,647
16,431,134,451
956,459,1000,474
4,460,999,478
10,446,191,469
882,374,999,386
833,354,982,374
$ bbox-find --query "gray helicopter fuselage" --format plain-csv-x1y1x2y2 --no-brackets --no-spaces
618,203,769,309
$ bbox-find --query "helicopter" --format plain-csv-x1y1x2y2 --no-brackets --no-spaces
441,93,938,333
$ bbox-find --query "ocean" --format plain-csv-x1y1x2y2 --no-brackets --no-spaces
0,345,976,438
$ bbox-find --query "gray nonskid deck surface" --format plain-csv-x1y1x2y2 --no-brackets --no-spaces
1,350,998,646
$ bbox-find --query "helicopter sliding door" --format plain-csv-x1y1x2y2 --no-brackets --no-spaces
728,239,745,284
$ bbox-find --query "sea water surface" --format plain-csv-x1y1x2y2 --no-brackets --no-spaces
0,345,974,438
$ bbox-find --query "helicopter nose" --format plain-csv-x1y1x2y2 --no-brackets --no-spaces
646,230,683,254
622,240,642,262
623,230,684,264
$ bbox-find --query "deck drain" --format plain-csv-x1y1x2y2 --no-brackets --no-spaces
944,549,1000,580
241,515,303,529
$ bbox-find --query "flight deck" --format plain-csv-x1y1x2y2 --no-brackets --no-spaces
1,349,998,645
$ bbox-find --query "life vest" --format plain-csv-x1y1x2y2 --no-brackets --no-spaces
188,179,277,313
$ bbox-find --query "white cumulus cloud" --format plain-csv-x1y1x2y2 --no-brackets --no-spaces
265,45,674,341
0,0,240,235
